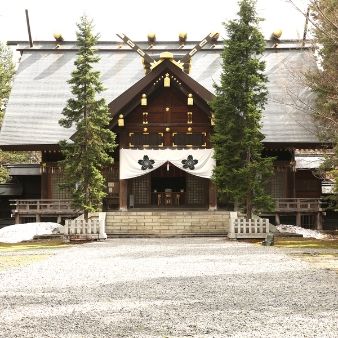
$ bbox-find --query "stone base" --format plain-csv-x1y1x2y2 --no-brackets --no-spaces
105,210,230,237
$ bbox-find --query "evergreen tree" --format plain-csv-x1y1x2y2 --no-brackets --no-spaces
0,42,15,125
59,16,116,220
211,0,274,219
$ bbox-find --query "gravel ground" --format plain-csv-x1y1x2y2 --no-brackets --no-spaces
0,238,337,338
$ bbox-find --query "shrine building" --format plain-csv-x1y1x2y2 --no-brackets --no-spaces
0,33,336,231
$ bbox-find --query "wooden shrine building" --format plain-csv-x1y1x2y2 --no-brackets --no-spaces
0,34,336,229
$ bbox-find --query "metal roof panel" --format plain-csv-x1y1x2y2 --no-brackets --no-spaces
0,45,319,147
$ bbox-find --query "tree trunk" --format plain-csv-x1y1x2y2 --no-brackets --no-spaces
246,194,252,219
84,209,88,222
246,147,252,219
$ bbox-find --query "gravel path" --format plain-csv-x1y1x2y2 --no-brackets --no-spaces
0,238,337,338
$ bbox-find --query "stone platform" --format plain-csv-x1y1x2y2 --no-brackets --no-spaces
106,210,230,237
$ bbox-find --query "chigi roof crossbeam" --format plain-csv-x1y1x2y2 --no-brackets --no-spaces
116,32,219,74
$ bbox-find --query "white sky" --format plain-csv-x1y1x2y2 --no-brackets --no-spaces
0,0,310,43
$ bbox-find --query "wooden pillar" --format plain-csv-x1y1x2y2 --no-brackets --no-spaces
291,149,297,198
296,212,301,227
119,179,128,211
15,213,20,224
316,212,322,230
36,214,41,222
292,170,296,198
41,172,49,199
208,181,217,211
275,213,280,225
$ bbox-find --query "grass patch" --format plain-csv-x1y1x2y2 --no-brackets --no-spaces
0,239,68,252
0,254,49,271
274,237,338,250
0,239,69,272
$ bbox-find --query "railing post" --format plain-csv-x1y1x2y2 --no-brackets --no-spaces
228,213,236,239
99,218,107,240
266,219,269,233
88,220,92,234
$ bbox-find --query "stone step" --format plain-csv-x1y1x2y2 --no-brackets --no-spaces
105,210,230,236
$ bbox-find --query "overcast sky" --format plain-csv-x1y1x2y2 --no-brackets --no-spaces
0,0,310,43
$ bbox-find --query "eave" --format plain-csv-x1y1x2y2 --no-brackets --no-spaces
108,59,214,125
0,144,60,151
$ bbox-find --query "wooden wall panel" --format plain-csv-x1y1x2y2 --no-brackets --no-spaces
118,84,212,149
186,174,208,206
295,170,321,198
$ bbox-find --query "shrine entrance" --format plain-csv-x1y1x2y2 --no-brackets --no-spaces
129,162,209,208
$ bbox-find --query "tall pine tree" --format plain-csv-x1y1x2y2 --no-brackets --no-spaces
59,16,116,220
211,0,274,219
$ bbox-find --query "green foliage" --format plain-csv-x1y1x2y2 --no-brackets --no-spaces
307,0,338,195
211,0,274,218
0,42,15,125
59,16,116,218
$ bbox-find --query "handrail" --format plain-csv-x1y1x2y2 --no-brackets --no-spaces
274,198,321,212
10,199,75,212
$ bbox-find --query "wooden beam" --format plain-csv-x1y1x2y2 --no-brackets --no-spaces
116,33,155,65
208,180,217,210
25,9,33,48
119,179,128,211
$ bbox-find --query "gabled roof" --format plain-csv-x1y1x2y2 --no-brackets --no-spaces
0,40,322,150
108,59,213,124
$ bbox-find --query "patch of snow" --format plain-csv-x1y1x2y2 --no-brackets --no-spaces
0,222,64,243
276,224,328,239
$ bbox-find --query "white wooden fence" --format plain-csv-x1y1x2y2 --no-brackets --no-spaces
64,212,107,241
228,214,270,239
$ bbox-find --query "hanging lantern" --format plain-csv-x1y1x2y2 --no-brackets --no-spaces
187,112,192,124
211,113,215,126
141,93,147,106
143,112,148,124
164,73,170,87
187,93,193,106
40,162,47,174
118,114,124,127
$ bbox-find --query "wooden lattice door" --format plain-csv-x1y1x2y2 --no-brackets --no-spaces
132,174,151,206
186,174,208,206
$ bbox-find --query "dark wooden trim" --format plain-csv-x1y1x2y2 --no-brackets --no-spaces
119,179,128,211
0,144,61,151
208,181,217,210
263,142,331,150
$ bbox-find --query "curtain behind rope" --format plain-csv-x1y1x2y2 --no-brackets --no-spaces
120,149,215,180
